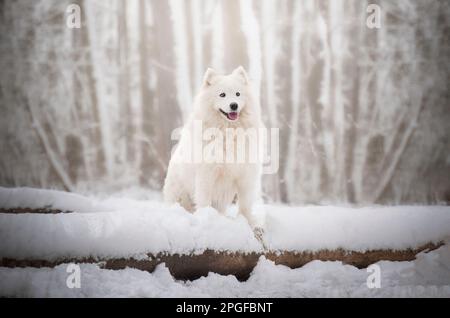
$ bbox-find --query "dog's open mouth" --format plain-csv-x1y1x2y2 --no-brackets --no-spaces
219,109,239,121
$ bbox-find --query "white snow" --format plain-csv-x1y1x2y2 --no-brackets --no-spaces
0,205,262,260
1,244,449,297
263,205,450,252
1,187,450,261
0,187,99,213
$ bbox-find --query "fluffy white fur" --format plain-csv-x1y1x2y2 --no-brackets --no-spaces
163,66,264,229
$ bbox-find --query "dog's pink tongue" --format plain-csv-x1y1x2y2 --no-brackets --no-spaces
228,112,238,120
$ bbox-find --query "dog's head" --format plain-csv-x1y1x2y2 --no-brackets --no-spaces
200,66,251,122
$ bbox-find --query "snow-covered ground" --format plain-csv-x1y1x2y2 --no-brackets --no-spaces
0,245,449,297
1,187,450,297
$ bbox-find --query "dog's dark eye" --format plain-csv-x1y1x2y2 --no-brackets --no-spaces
236,92,240,96
219,93,226,98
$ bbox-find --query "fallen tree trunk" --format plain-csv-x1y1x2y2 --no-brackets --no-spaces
0,242,442,281
0,207,446,280
0,207,72,214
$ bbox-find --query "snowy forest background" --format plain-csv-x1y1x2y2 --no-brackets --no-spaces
0,0,449,205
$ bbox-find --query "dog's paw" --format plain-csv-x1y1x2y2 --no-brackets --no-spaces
253,226,264,237
252,226,267,249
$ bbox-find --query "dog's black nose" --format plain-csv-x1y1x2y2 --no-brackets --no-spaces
230,103,238,111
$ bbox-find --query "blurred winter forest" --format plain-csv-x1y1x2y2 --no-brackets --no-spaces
0,0,449,204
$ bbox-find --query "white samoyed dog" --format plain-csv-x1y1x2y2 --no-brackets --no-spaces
163,66,264,230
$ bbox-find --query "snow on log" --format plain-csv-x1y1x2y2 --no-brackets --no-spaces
1,187,449,280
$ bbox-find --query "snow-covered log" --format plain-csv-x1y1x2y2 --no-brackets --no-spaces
0,187,449,280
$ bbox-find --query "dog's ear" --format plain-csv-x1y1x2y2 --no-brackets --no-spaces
232,66,249,84
203,68,218,86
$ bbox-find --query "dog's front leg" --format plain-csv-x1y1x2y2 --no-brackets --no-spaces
194,172,213,210
237,179,266,247
237,180,259,229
